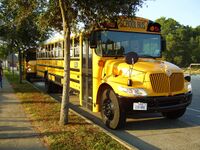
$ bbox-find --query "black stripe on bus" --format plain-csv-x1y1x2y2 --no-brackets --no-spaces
48,73,63,85
37,58,79,61
48,72,80,83
37,64,64,69
70,68,80,72
37,65,79,72
37,58,64,60
70,88,80,93
70,58,80,61
37,64,47,67
70,78,80,84
48,66,64,69
48,73,63,78
37,70,45,73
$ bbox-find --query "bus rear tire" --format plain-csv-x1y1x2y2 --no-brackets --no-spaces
45,79,52,93
101,88,126,129
162,108,186,119
26,74,31,82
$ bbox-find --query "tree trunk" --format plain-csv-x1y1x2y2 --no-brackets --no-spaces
18,49,22,83
12,52,14,77
59,0,70,125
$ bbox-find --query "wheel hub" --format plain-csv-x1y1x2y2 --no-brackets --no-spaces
103,99,114,120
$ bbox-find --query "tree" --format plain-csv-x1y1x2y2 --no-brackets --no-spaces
156,17,198,67
0,0,49,82
191,26,200,63
0,43,8,59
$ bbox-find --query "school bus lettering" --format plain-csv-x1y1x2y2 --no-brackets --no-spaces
119,20,146,29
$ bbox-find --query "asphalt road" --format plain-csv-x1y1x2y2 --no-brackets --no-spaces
32,75,200,150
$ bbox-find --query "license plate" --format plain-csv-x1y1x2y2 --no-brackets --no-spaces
133,102,147,110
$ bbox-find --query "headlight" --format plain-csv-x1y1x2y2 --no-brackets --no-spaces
187,83,192,92
118,87,147,96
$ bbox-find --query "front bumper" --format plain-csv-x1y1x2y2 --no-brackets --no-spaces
118,92,192,113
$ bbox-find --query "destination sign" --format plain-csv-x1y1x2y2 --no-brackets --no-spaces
96,17,149,32
117,17,148,31
119,20,145,29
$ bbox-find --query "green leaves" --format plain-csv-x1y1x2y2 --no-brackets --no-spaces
0,0,49,54
157,17,200,67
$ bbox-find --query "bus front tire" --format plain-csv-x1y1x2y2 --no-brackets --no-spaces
162,108,186,119
101,88,126,129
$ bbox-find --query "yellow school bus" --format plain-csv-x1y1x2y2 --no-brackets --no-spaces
36,16,192,129
22,48,37,81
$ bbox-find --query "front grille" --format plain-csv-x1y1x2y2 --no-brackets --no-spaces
170,73,184,92
150,73,184,93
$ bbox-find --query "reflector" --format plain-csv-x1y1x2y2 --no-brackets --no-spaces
98,60,105,67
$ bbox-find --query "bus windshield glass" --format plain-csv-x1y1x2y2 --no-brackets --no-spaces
96,31,161,58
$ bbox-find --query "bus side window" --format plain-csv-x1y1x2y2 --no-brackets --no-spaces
70,39,73,57
58,42,63,58
74,38,80,57
53,43,57,57
62,41,64,58
46,45,49,58
51,44,54,58
42,46,46,58
83,38,92,69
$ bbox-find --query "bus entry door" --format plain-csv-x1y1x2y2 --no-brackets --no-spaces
82,39,93,110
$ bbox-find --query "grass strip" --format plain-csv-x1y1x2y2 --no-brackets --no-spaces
5,71,128,150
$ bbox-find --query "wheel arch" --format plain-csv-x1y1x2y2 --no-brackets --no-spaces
96,83,113,111
98,83,126,129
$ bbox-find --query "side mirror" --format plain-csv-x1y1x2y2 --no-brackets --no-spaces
161,38,166,51
184,76,191,82
125,52,139,65
90,31,97,48
125,52,139,86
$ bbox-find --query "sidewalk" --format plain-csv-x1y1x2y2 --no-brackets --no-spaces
0,77,48,150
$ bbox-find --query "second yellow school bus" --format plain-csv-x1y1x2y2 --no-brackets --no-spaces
36,16,192,129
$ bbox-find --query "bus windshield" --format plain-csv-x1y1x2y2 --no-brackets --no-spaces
96,31,161,58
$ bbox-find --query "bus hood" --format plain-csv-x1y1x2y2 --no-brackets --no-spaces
105,58,182,78
132,59,182,73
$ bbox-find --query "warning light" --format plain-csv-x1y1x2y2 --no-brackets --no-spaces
147,22,161,32
154,26,160,32
149,26,155,32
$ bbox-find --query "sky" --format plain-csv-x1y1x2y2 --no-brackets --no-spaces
136,0,200,28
